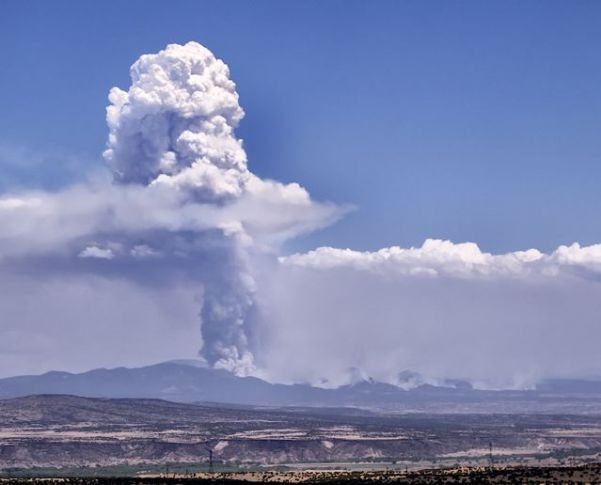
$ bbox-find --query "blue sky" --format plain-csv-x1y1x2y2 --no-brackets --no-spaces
2,0,601,254
3,1,601,384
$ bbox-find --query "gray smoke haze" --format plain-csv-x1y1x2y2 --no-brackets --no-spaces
1,42,601,388
268,240,601,389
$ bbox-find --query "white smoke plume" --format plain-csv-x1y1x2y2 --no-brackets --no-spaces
104,42,247,198
1,41,601,389
103,42,256,373
0,42,342,376
100,42,344,373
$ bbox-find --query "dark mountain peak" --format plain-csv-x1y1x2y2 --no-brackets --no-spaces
2,363,601,410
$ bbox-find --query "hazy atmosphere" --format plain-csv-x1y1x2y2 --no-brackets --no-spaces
2,1,601,390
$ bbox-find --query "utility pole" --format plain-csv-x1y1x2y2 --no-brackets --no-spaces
489,441,493,469
204,441,214,473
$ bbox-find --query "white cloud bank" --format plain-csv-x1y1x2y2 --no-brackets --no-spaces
0,42,600,388
262,240,601,388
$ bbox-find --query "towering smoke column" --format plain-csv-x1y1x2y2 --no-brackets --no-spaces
3,42,601,386
103,42,258,374
0,41,340,378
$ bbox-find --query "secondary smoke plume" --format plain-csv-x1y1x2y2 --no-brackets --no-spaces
267,240,601,388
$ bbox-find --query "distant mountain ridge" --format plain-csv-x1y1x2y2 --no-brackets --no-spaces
1,362,601,411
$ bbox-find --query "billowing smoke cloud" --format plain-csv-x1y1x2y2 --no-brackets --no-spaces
100,42,346,373
0,42,341,376
103,42,254,373
1,42,601,389
104,42,248,198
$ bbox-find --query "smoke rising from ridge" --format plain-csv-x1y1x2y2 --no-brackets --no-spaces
100,42,343,373
104,42,255,373
267,240,601,388
0,42,342,376
0,42,601,388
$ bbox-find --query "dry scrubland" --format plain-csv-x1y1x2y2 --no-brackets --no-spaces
3,464,601,483
3,395,601,483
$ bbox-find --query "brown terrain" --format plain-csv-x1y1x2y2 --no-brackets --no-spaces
2,394,601,482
